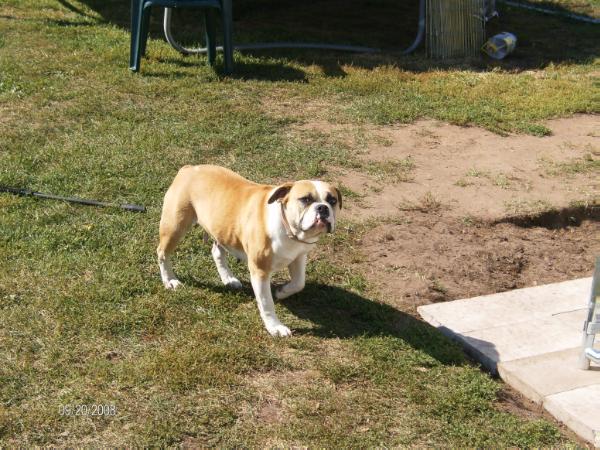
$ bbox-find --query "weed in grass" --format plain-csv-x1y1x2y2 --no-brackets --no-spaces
493,173,512,189
398,191,443,213
383,263,405,274
364,157,415,183
460,215,481,227
419,191,443,211
541,154,600,176
520,123,551,136
0,73,24,98
455,177,474,187
462,169,514,189
504,198,553,216
372,134,394,147
466,167,488,178
569,197,600,209
430,278,448,295
335,183,362,200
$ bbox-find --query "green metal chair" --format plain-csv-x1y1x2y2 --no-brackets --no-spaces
130,0,233,73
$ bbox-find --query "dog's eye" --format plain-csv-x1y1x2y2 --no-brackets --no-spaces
326,194,337,206
299,195,313,205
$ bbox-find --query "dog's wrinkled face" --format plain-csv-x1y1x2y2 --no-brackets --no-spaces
268,180,342,240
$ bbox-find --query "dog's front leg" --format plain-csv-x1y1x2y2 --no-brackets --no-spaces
250,268,292,337
275,253,307,300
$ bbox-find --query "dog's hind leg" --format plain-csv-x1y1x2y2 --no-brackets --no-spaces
211,243,243,289
157,197,195,290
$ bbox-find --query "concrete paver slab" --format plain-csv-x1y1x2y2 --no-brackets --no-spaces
417,277,599,447
544,385,600,447
461,309,586,371
498,347,600,403
418,278,591,333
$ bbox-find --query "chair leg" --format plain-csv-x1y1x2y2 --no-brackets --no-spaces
129,0,142,71
220,0,234,73
204,10,217,66
140,5,152,56
131,2,148,72
138,4,152,66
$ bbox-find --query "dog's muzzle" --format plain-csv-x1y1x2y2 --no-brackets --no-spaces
314,203,333,233
316,204,329,218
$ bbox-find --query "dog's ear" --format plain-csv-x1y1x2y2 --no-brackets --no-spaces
268,182,294,204
334,187,343,209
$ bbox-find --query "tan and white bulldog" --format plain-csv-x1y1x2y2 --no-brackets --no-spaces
157,165,342,337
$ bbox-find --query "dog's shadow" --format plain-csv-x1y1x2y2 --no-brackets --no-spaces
181,276,494,367
280,283,472,365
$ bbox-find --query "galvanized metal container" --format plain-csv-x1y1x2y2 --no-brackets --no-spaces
426,0,486,59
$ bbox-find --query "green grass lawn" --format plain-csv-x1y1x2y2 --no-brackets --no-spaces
1,0,598,445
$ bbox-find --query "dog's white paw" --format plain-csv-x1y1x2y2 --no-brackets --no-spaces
275,283,303,300
266,323,292,337
165,279,183,290
225,278,243,290
275,287,291,300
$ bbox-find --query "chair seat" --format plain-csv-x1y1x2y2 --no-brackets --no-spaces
143,0,221,9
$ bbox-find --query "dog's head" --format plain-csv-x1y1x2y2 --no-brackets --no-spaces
268,180,342,241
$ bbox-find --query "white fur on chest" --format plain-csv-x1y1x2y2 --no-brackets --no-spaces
267,201,312,271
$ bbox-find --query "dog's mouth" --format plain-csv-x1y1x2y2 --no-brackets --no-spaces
314,217,332,233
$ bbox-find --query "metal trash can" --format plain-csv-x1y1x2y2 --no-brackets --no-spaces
426,0,486,58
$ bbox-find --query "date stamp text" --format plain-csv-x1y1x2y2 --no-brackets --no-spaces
59,404,117,416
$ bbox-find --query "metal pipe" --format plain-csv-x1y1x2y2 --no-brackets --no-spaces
162,0,427,57
0,186,146,213
400,0,426,55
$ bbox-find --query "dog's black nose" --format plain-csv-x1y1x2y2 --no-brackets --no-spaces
317,204,329,218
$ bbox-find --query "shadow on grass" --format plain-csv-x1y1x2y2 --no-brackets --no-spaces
57,0,103,21
281,282,499,368
150,56,309,81
56,0,599,77
222,60,308,81
180,276,256,297
178,274,490,367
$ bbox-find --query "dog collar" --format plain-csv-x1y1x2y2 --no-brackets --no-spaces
279,201,318,245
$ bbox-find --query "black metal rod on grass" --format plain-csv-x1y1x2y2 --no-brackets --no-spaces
0,186,146,213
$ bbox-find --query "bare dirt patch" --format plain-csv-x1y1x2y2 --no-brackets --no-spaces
311,115,600,312
352,209,599,314
330,115,599,221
